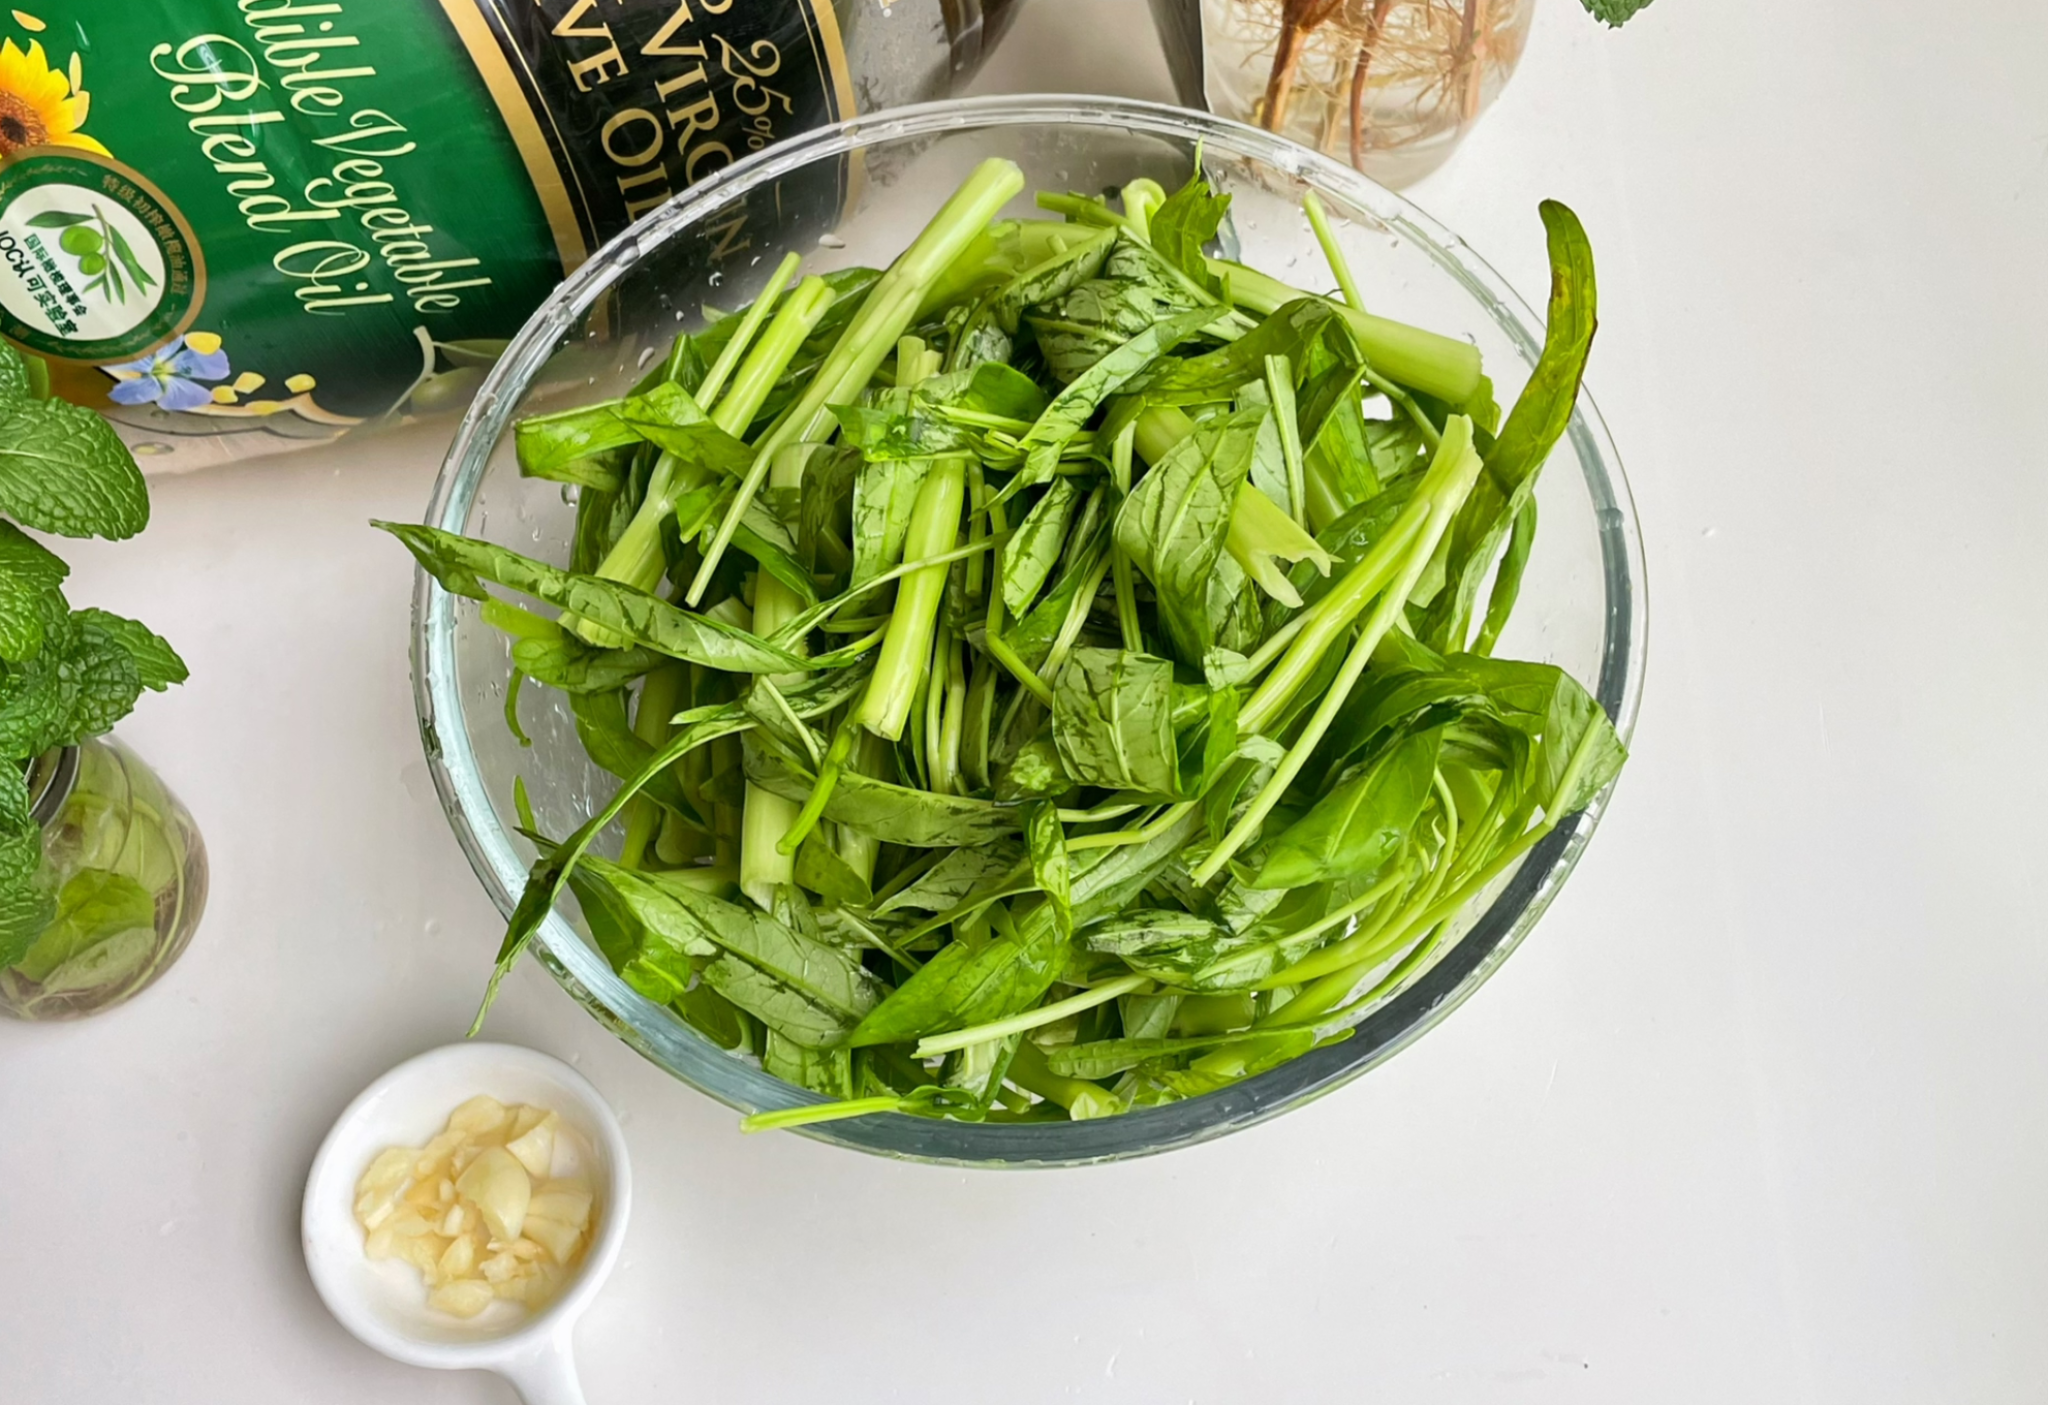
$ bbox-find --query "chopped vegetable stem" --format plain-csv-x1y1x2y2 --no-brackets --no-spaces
1302,191,1366,312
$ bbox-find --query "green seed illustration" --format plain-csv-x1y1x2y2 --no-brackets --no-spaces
77,253,107,275
60,226,103,256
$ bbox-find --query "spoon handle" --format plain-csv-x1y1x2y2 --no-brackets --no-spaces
502,1335,586,1405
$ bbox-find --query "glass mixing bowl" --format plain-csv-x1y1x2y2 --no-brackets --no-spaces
413,96,1646,1166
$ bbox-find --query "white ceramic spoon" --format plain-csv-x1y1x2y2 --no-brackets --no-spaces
302,1042,632,1404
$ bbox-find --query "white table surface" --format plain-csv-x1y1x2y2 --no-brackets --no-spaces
7,1,2047,1400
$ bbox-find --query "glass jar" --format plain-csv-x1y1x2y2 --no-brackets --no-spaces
1163,0,1536,187
0,738,208,1021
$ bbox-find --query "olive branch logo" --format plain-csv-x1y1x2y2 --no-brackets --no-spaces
26,203,154,306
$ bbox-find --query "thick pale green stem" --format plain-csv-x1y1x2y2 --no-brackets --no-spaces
580,276,837,646
1302,191,1365,311
1209,257,1484,406
835,730,890,884
1006,1040,1121,1120
697,251,801,409
1120,177,1167,237
856,459,966,740
690,157,1025,604
619,662,687,869
739,444,815,907
915,974,1148,1058
1108,423,1143,651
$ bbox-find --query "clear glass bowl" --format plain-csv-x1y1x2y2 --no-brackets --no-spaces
412,96,1646,1166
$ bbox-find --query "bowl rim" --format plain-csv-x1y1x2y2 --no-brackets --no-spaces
413,93,1648,1167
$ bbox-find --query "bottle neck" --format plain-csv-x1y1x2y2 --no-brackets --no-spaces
25,745,78,828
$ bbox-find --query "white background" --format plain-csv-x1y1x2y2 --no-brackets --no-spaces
6,1,2047,1400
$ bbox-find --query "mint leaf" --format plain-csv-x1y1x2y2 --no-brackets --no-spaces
0,761,52,969
11,868,154,983
1581,0,1655,23
64,617,145,739
72,608,186,691
0,523,67,661
0,341,32,409
0,599,144,757
0,399,149,539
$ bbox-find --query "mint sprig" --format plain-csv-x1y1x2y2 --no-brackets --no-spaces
1581,0,1657,24
0,340,184,967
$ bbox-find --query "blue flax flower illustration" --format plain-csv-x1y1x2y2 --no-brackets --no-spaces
103,337,230,412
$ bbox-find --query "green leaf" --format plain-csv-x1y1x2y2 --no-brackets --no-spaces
0,341,35,407
514,381,708,484
1050,648,1179,795
1128,300,1353,405
1419,200,1596,653
582,850,883,1021
0,598,143,756
566,691,700,822
1252,728,1442,889
732,497,817,605
850,808,1201,1046
744,745,1022,848
1147,170,1231,294
1026,252,1204,385
674,982,749,1049
704,955,851,1048
1000,478,1082,618
929,361,1051,422
1005,307,1217,499
0,398,149,539
794,830,873,906
25,211,89,229
830,402,977,461
873,842,1024,914
1025,801,1072,941
1474,499,1536,656
11,868,155,982
510,635,663,694
1581,0,1655,23
1115,407,1263,662
992,732,1072,802
374,522,807,673
765,1031,854,1097
1448,655,1628,817
70,609,186,691
565,867,643,972
985,225,1116,334
1046,1030,1296,1080
849,455,932,583
616,395,753,479
0,759,51,968
0,522,67,660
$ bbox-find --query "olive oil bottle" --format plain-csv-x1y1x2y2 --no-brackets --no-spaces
0,0,1018,472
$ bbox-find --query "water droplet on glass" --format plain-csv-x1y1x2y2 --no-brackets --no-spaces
817,233,846,250
637,345,658,368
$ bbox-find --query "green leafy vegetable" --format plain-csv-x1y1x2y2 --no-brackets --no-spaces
405,169,1627,1132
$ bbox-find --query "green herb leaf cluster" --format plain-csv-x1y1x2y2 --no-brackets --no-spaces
391,164,1625,1131
0,343,185,968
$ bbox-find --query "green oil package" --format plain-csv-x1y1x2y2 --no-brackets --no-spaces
0,0,1016,472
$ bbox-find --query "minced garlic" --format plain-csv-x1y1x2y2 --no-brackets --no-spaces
353,1095,594,1317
